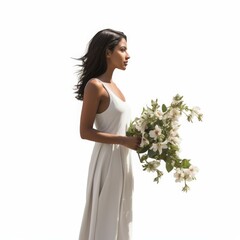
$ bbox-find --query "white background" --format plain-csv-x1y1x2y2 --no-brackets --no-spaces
0,0,240,240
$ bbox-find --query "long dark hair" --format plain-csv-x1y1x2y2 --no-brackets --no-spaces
74,29,127,100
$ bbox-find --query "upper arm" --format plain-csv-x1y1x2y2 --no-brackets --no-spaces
80,79,102,137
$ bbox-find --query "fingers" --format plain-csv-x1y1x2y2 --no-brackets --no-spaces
125,136,142,150
137,136,141,146
135,137,141,150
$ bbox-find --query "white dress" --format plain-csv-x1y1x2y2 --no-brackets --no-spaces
79,80,133,240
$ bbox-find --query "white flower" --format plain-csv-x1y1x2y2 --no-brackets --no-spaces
169,129,178,137
192,106,201,116
174,168,185,182
188,165,199,178
164,108,181,121
171,120,180,130
180,166,199,182
171,95,181,105
168,129,180,144
146,160,160,172
149,125,162,140
182,169,193,181
140,136,149,148
162,112,170,120
169,136,180,145
151,141,168,154
165,126,178,143
188,106,202,122
135,118,147,133
154,110,163,120
142,108,154,119
170,108,181,120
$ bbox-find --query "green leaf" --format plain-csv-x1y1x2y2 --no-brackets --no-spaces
154,176,160,183
148,149,157,158
153,169,163,183
162,104,167,112
140,154,148,163
181,159,191,168
156,119,163,127
166,161,174,172
169,144,179,152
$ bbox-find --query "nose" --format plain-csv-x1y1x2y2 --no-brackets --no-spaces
126,51,130,59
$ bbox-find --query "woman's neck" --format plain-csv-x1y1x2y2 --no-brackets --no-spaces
98,69,114,83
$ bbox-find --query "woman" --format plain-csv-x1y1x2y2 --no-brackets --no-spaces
74,29,140,240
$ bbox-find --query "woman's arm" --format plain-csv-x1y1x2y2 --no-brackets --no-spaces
80,79,140,150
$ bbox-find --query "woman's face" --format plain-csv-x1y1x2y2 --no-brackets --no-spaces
107,38,130,70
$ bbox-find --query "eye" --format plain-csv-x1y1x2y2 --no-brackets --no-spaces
120,47,127,52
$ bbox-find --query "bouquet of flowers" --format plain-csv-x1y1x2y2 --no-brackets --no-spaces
126,94,203,192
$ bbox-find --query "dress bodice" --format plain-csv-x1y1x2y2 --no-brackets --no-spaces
95,81,131,135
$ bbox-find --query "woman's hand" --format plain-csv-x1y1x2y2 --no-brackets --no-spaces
122,136,141,150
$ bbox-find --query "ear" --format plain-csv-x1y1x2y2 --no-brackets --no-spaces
106,49,111,58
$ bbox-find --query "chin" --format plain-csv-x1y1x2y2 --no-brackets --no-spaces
118,66,127,70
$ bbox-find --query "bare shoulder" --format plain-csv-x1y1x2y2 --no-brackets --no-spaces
84,78,104,96
85,78,102,90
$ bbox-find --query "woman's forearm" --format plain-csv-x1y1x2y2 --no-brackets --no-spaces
80,128,125,145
